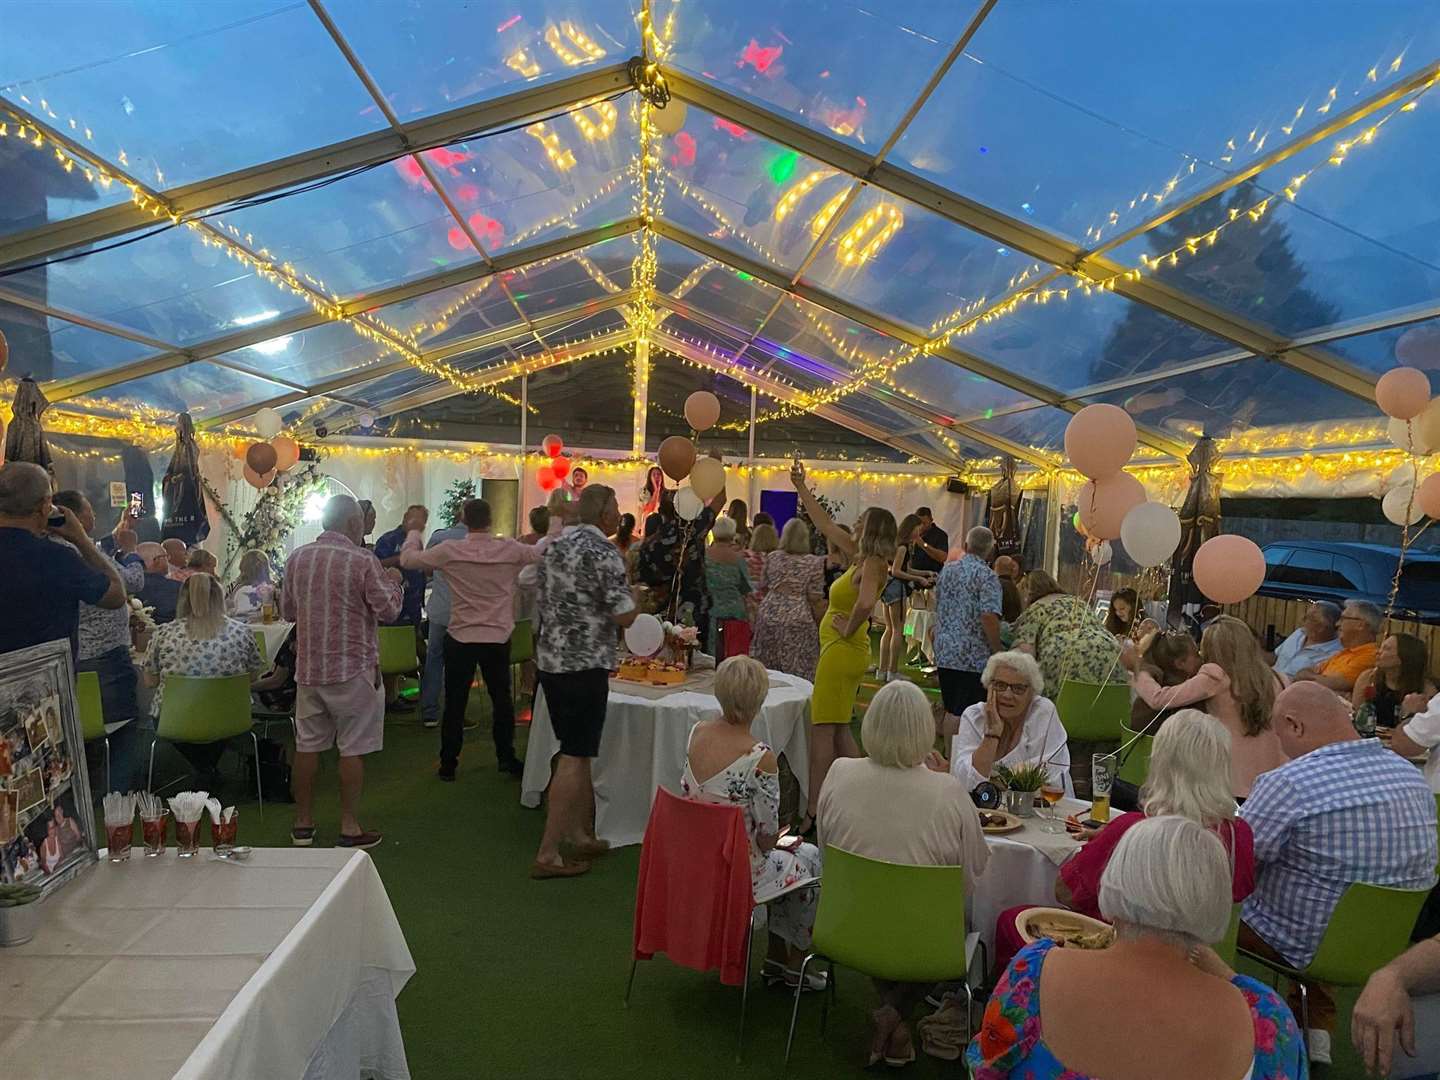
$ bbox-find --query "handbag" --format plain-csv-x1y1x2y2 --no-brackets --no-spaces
255,737,294,803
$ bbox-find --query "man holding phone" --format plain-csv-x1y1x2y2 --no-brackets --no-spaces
0,462,126,656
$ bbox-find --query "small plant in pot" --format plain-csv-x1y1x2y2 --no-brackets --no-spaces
994,761,1048,818
0,882,42,946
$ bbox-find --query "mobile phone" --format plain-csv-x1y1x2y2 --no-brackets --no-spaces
128,492,144,515
47,510,66,528
775,828,801,850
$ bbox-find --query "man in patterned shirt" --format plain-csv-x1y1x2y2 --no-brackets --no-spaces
932,526,1002,721
1240,680,1437,1065
531,484,640,880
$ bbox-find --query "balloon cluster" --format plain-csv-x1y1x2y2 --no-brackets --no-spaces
1376,365,1440,524
536,434,572,493
653,391,724,521
238,408,301,488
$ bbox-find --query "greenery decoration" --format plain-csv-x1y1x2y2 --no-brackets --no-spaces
440,478,477,527
213,462,329,579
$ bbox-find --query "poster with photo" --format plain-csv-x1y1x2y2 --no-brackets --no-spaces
0,640,96,893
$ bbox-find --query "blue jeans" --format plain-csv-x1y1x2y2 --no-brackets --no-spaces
421,619,447,721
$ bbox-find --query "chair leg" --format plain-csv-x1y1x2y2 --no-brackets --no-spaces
737,912,755,1061
819,958,835,1034
146,739,158,793
961,981,974,1043
249,731,263,821
103,736,111,795
1295,980,1309,1057
783,952,816,1067
623,958,639,1006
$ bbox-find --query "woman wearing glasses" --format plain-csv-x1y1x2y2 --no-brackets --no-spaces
948,650,1071,797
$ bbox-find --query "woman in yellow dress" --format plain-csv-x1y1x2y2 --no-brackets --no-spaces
790,461,896,833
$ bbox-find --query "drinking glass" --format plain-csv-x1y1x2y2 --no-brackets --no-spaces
1091,752,1117,825
1039,779,1066,832
106,821,134,862
211,812,239,856
141,812,168,857
174,818,202,858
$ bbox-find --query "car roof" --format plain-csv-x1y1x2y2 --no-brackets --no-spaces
1264,540,1440,562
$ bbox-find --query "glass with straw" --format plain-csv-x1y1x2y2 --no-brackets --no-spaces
102,792,137,862
138,791,167,857
168,792,209,858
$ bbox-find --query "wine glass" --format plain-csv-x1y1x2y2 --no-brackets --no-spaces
1039,777,1066,833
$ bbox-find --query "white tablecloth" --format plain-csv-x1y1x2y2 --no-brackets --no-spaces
252,620,296,671
906,609,936,663
0,848,414,1080
521,672,813,847
969,797,1088,958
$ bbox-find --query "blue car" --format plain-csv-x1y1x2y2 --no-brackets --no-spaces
1258,541,1440,624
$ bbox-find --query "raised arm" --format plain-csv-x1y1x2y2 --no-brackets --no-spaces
790,460,855,559
1131,664,1225,710
834,555,886,639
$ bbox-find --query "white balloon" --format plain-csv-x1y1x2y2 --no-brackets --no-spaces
358,411,377,430
1388,461,1420,493
1389,399,1440,456
1119,501,1182,569
1092,540,1113,565
653,99,687,136
1383,486,1425,526
253,407,283,438
673,486,703,521
624,613,665,657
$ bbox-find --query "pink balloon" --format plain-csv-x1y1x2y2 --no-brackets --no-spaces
1376,366,1432,420
1192,534,1266,605
1077,472,1146,540
1419,473,1440,520
1064,404,1137,480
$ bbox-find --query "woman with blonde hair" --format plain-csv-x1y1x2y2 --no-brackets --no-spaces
752,517,827,681
681,656,822,987
1123,614,1287,798
226,549,273,620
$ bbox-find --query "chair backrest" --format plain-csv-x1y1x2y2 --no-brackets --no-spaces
813,846,968,983
1116,723,1153,788
632,788,755,986
252,630,268,667
509,619,534,666
156,674,255,743
76,670,105,741
1306,881,1432,985
377,625,417,675
1215,902,1242,968
1055,681,1130,743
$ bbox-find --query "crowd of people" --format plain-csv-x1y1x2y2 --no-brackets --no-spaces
8,451,1440,1075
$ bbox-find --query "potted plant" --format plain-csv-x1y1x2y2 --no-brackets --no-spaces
994,761,1048,818
0,882,42,946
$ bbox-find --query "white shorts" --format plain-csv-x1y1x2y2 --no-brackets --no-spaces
294,670,385,756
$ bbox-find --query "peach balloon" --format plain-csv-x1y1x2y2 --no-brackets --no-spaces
658,435,697,481
271,435,301,472
541,434,563,457
1192,534,1266,605
1077,471,1146,540
242,464,276,489
1376,366,1432,420
1421,474,1440,520
245,441,278,475
1064,404,1137,480
683,390,721,432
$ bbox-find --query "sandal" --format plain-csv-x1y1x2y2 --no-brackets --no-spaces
868,1006,902,1068
884,1022,916,1068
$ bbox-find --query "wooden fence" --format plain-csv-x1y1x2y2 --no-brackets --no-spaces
1229,595,1440,673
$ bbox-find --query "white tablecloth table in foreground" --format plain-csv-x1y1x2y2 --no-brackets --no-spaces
521,671,813,847
969,797,1088,959
0,848,414,1080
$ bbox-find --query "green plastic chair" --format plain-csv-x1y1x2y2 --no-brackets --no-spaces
1239,882,1430,1042
378,625,419,676
148,673,262,817
1054,680,1131,743
76,671,113,791
251,630,268,668
1216,903,1242,968
1116,722,1153,788
784,846,982,1066
509,619,534,711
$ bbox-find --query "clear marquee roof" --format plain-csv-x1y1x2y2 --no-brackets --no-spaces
2,0,1439,473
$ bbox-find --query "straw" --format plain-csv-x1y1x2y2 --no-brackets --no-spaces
167,790,210,824
205,797,222,824
137,791,165,819
102,791,137,828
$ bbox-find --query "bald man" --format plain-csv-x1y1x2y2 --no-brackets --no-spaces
992,555,1020,583
1239,681,1437,1065
136,542,181,623
161,538,188,579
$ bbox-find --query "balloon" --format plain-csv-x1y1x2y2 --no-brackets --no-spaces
1077,471,1146,540
1388,398,1440,455
1388,461,1420,492
1119,501,1182,568
653,100,687,136
673,486,703,521
658,435,697,481
357,411,376,430
1383,486,1425,526
542,434,563,457
1091,540,1113,565
245,441,278,475
271,435,300,472
1192,534,1266,605
551,455,572,479
1064,404,1137,480
624,613,666,657
537,469,559,492
1420,474,1440,520
253,407,283,438
232,440,249,460
1376,367,1432,420
242,464,276,489
683,390,721,432
0,329,7,373
689,456,725,501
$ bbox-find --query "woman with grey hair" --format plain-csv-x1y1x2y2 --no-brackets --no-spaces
820,680,989,1065
703,515,753,659
949,650,1071,796
751,517,826,680
967,816,1305,1079
681,656,821,987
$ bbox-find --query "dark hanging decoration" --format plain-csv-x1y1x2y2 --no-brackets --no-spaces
4,377,52,474
160,412,210,544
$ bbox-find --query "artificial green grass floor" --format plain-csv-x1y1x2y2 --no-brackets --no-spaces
195,688,1370,1079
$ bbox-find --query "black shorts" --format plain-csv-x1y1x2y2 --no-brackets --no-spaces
539,667,611,758
937,668,985,716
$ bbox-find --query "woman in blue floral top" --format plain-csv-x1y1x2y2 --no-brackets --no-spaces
967,816,1305,1080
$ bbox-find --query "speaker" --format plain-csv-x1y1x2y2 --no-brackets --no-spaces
946,476,970,494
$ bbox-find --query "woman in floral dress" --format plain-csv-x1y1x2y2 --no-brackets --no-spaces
751,518,826,680
1011,570,1125,693
681,657,822,987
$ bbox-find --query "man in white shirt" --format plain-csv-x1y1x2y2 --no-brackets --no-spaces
1272,600,1342,678
1390,688,1440,792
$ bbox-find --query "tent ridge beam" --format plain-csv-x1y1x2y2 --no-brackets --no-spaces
0,62,635,269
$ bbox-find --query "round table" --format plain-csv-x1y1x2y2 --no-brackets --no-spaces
520,670,813,847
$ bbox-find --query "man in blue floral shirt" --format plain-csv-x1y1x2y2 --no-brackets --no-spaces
933,526,1002,718
531,484,640,880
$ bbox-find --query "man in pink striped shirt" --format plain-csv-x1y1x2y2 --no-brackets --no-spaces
281,495,403,849
400,497,542,780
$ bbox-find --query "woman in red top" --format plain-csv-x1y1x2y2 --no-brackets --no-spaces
992,709,1255,972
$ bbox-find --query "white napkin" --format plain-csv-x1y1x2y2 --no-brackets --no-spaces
102,791,137,828
167,790,210,824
